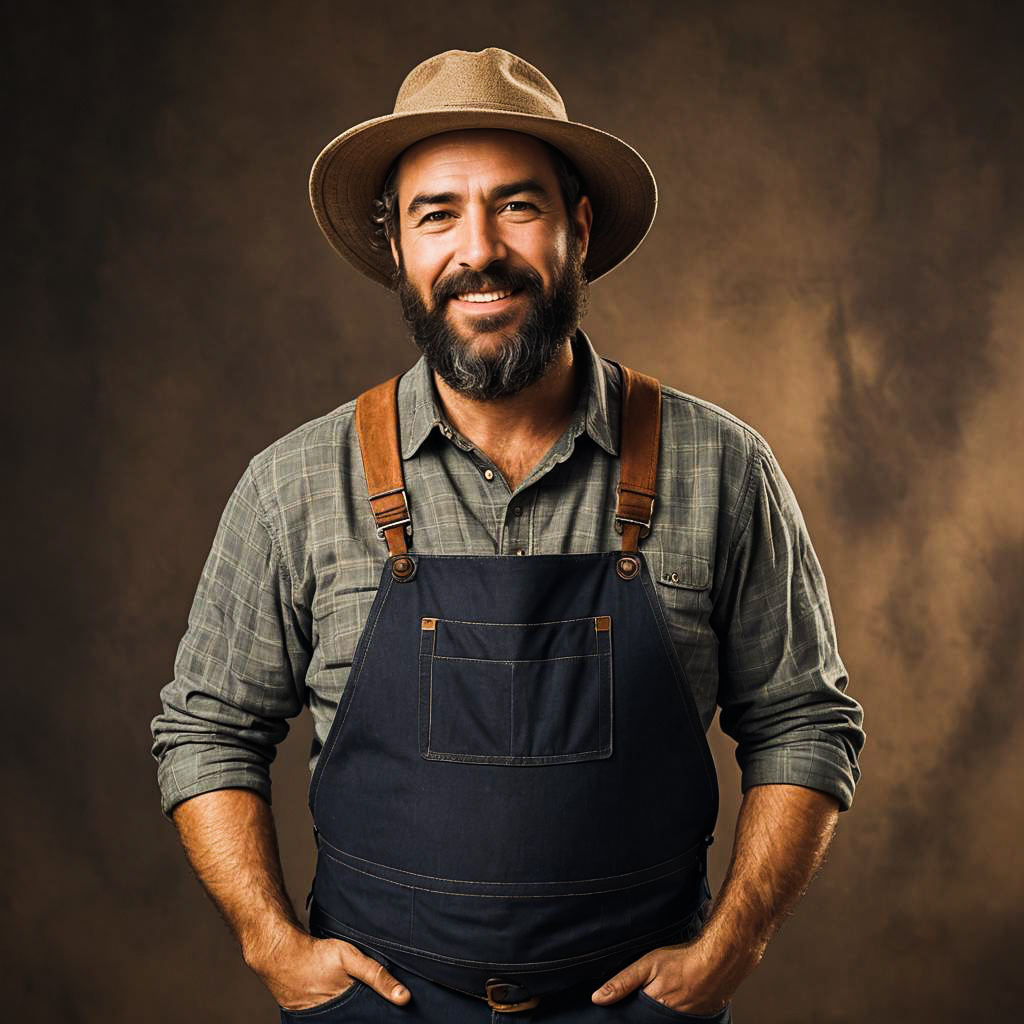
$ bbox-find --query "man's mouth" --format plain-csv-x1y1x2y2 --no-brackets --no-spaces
452,288,518,304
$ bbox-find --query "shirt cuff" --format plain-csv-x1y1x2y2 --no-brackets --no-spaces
157,755,273,818
738,733,859,811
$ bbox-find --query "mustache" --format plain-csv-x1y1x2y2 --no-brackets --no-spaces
431,264,544,304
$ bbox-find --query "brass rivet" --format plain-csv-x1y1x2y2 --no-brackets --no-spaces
392,555,416,581
616,556,640,580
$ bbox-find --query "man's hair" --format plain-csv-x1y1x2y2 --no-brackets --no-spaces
371,140,584,250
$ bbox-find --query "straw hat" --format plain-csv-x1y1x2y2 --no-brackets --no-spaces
309,47,657,289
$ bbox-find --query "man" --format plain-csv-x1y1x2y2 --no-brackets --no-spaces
152,48,864,1022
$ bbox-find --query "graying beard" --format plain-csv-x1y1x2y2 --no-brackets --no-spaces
442,332,534,397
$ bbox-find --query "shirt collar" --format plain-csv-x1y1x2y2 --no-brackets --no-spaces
397,329,618,460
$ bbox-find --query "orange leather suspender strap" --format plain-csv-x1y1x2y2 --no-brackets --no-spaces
355,375,410,558
614,364,662,554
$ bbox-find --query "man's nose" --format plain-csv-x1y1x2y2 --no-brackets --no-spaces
455,210,507,270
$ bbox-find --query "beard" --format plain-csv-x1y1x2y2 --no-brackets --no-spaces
396,245,589,400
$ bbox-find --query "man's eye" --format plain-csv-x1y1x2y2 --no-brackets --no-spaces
503,201,536,213
421,211,451,223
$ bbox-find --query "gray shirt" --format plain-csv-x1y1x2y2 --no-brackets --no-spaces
152,331,864,816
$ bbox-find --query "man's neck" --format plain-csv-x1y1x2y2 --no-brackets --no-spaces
432,338,580,491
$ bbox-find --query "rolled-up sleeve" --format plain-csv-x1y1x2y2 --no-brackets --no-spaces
712,438,864,810
151,462,310,816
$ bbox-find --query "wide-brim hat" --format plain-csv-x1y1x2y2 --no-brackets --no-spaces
309,47,657,289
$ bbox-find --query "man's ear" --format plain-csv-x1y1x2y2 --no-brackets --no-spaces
573,195,593,263
389,236,400,270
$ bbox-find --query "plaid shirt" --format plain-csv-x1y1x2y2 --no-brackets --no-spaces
152,331,863,816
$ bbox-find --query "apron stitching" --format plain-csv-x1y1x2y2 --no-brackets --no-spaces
427,615,603,627
600,625,608,746
509,663,515,756
429,654,603,664
317,840,703,884
424,748,610,761
427,626,436,752
319,849,698,898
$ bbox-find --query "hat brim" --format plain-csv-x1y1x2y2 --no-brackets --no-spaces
309,109,657,289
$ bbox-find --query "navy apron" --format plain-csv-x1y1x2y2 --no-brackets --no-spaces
305,365,719,1014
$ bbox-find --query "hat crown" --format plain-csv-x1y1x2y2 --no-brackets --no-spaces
394,48,568,122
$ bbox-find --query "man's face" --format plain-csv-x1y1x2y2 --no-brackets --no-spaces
389,129,592,400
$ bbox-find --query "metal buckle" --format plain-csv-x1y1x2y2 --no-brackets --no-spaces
368,486,412,539
613,492,654,539
485,979,540,1013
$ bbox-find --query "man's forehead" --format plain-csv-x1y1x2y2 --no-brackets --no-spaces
393,129,559,193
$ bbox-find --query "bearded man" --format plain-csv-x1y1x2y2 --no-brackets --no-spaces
152,48,864,1023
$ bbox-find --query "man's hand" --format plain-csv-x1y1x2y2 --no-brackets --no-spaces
171,789,410,1011
592,784,840,1013
591,934,744,1015
246,926,409,1012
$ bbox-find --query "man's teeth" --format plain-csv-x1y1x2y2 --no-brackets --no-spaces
456,290,513,303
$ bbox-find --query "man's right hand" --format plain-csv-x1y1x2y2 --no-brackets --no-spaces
246,927,411,1012
169,791,412,1013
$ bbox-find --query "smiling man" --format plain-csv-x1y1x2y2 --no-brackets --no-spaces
152,48,864,1023
392,131,589,402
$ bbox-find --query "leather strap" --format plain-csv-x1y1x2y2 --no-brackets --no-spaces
614,364,661,553
355,375,410,557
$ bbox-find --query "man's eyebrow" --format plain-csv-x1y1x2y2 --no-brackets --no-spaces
406,191,459,216
488,179,551,202
405,179,553,217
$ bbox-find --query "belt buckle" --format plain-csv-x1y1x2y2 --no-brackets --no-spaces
485,978,540,1013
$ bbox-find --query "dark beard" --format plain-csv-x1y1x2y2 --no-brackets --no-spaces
396,247,588,400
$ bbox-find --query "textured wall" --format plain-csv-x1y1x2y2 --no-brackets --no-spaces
6,2,1023,1020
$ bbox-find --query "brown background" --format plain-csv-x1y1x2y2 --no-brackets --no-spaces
6,2,1023,1021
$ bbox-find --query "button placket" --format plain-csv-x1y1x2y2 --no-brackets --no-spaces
504,488,535,556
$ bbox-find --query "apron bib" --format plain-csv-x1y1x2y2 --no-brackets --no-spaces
306,365,719,1011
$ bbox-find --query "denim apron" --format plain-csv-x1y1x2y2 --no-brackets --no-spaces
303,365,720,1016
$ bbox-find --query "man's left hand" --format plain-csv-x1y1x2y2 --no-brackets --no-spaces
590,937,745,1015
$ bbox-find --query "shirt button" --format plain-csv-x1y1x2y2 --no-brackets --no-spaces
515,548,526,556
483,469,494,481
511,505,523,517
670,572,680,583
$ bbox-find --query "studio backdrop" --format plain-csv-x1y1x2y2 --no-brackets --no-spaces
5,2,1023,1022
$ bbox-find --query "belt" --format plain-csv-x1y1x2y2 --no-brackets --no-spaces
485,978,541,1013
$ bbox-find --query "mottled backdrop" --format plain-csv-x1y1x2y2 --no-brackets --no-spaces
6,2,1023,1021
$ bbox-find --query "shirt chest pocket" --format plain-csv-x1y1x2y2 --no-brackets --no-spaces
653,552,714,645
417,616,614,765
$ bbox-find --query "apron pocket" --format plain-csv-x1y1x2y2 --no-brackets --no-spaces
418,615,613,764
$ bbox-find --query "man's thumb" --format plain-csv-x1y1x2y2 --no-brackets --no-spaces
591,958,651,1004
339,943,411,1006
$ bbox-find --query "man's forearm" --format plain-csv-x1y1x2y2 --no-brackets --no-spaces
171,788,411,1011
700,783,840,987
593,782,840,1012
171,787,301,965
